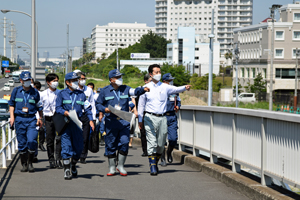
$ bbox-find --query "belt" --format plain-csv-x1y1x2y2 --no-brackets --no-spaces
166,111,176,116
15,114,35,118
45,116,53,120
145,111,165,117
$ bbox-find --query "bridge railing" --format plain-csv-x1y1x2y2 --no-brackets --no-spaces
178,106,300,189
0,120,18,168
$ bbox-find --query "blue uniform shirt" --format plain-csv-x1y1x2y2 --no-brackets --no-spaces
8,86,42,115
96,84,145,118
166,93,181,112
56,88,93,121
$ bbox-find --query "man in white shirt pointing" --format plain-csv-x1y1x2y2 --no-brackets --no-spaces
138,64,191,176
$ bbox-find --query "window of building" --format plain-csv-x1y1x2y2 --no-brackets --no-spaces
294,13,300,22
195,48,199,51
247,68,250,77
252,68,255,78
106,44,108,46
263,69,266,78
275,30,284,40
241,68,244,77
195,57,199,60
275,49,284,58
293,31,300,40
276,68,300,79
106,29,108,31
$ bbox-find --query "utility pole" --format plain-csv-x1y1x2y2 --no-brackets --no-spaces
116,43,119,70
3,17,6,57
31,0,36,80
295,48,299,110
68,49,72,72
9,22,16,63
234,43,239,108
66,24,69,75
208,9,215,106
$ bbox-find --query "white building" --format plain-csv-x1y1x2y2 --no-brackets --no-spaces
91,22,155,59
167,27,220,76
155,0,253,55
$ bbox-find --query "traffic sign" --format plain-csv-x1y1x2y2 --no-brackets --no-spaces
2,61,9,68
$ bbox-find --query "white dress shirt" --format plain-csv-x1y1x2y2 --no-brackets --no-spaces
40,88,60,117
138,81,186,122
78,85,96,120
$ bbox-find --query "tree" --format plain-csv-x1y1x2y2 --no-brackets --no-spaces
101,53,107,60
224,52,232,60
245,73,266,94
190,73,222,92
161,63,191,86
120,65,142,79
96,58,101,64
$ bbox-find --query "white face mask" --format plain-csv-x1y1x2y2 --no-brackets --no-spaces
70,81,78,90
23,80,31,87
153,74,161,81
115,78,123,86
31,83,34,87
169,81,174,86
50,81,58,89
79,80,86,86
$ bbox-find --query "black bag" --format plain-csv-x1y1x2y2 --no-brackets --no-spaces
52,112,70,136
89,125,99,153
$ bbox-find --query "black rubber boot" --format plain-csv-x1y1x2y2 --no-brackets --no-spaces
20,153,28,172
71,158,78,178
167,145,174,163
49,158,57,169
160,148,167,167
63,160,72,180
28,152,35,172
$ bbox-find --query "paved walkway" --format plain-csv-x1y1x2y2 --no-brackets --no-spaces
0,145,248,200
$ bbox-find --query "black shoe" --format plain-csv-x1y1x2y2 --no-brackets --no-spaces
100,140,105,146
21,164,28,172
49,160,57,169
20,153,28,172
141,152,148,157
56,160,63,169
167,146,174,163
28,152,35,172
33,157,38,163
80,158,86,164
71,162,78,178
39,144,46,151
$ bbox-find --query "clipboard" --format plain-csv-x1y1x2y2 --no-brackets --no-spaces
52,112,70,135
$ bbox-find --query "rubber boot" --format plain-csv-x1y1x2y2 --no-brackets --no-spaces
107,157,116,176
71,158,78,178
20,153,28,172
167,145,174,163
63,159,72,180
160,148,167,167
156,154,161,172
28,152,35,173
116,154,127,176
148,155,157,176
49,158,57,169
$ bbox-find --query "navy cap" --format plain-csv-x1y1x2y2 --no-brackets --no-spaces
20,71,32,81
97,87,101,92
109,69,124,79
162,73,175,81
65,72,79,81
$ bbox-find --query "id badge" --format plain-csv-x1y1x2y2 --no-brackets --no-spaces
22,107,29,113
115,105,121,110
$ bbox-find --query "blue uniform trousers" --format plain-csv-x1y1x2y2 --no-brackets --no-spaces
15,115,38,153
61,121,83,160
105,117,130,156
166,114,178,147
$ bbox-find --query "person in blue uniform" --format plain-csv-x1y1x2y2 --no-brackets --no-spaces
56,72,94,180
8,71,43,173
96,69,149,176
160,73,181,166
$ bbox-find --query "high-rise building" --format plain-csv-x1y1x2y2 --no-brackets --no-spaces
155,0,253,55
83,37,92,55
91,22,155,59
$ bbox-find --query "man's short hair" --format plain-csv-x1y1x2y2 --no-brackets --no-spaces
87,82,94,89
77,71,86,77
34,81,41,90
46,73,59,83
148,64,160,74
144,73,151,81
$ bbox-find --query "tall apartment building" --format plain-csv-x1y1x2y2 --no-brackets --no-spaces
83,37,92,55
91,22,155,59
233,3,300,94
155,0,253,55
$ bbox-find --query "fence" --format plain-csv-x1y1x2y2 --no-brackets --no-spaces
0,120,18,168
178,106,300,188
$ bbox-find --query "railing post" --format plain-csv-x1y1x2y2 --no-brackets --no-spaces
7,123,11,160
192,110,199,156
261,118,272,185
178,109,182,151
232,114,240,172
210,112,217,163
2,121,7,168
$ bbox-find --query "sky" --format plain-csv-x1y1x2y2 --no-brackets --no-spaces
0,0,294,60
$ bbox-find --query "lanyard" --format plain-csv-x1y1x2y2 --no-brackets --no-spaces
113,90,120,101
69,94,77,110
22,91,31,106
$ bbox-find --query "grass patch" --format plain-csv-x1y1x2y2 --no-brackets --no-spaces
217,101,277,110
215,76,232,87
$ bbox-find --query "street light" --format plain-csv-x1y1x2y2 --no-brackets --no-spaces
10,40,31,49
110,43,125,71
269,4,282,111
294,48,300,110
1,1,37,80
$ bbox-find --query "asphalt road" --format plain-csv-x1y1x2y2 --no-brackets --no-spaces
0,146,248,200
0,77,22,98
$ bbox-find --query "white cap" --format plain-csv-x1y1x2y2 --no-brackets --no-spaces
73,69,81,73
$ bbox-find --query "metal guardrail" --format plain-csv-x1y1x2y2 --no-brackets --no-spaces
178,106,300,189
0,120,18,168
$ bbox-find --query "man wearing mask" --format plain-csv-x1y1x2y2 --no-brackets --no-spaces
40,73,62,169
56,72,94,180
160,73,181,167
8,71,43,173
138,64,191,176
96,69,150,176
77,71,96,164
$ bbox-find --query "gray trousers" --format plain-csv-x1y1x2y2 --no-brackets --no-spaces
144,113,167,155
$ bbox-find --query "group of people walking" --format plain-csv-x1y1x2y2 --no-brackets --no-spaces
8,64,191,179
